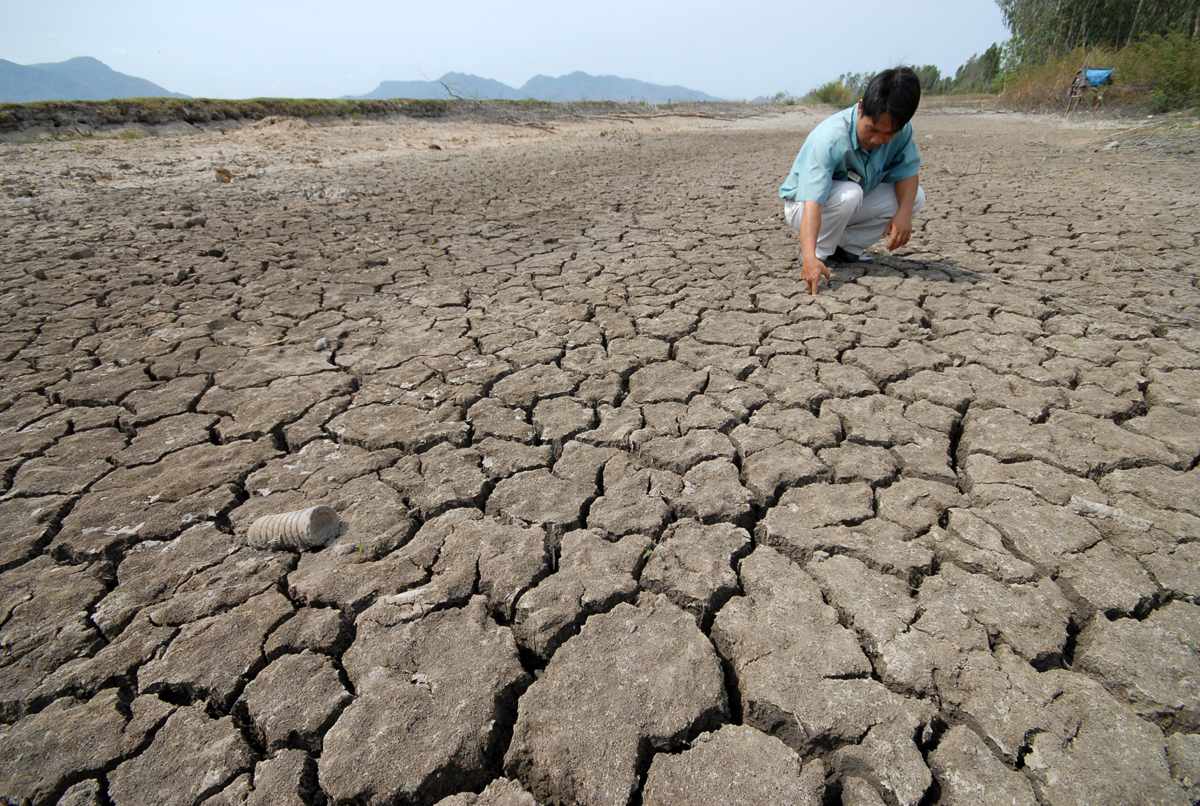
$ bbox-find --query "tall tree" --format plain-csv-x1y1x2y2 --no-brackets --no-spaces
997,0,1200,64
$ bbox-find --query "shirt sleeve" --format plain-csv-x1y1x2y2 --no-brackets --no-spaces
881,126,920,183
779,135,838,205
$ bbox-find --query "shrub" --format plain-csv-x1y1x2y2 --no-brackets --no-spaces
1000,35,1200,112
803,80,855,106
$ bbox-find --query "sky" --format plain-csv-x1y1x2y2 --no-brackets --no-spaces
1,1,1011,100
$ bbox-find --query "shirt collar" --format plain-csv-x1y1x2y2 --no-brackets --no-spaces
847,104,863,152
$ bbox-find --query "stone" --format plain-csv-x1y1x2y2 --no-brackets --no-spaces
0,556,106,720
469,397,538,442
0,494,71,571
641,725,824,806
875,478,962,538
807,553,917,655
712,546,933,755
433,778,541,806
512,530,650,660
199,372,354,441
817,443,898,486
1123,407,1200,464
675,458,753,524
380,443,488,518
245,750,317,806
240,652,351,753
0,691,170,806
139,590,293,710
1166,733,1200,804
114,412,219,467
505,595,728,806
916,512,1038,584
1075,602,1200,732
587,453,678,539
263,606,352,660
30,614,175,707
740,440,829,506
52,438,279,562
49,363,157,407
959,408,1179,476
120,374,211,427
477,437,553,479
487,469,594,537
92,523,254,639
830,717,932,806
628,362,707,404
490,364,579,408
1024,672,1189,806
320,597,529,806
391,508,549,622
8,428,125,496
533,397,595,445
636,429,736,475
640,520,751,628
927,725,1038,806
328,402,470,452
108,705,255,806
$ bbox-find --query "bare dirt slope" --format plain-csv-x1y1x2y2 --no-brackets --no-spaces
1,107,1198,806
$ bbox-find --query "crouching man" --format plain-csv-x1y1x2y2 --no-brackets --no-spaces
780,67,926,295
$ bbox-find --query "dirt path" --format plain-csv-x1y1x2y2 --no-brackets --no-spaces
1,107,1198,806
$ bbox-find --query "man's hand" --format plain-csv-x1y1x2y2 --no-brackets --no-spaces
801,256,831,295
884,211,912,251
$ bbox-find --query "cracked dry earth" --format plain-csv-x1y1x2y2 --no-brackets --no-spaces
0,106,1199,806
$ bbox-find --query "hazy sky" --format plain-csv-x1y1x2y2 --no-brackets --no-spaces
1,1,1011,100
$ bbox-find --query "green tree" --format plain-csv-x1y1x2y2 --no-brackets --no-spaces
997,0,1200,66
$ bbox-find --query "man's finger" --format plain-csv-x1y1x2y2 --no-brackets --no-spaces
807,275,820,295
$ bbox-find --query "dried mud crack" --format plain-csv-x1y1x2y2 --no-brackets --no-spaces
1,106,1199,806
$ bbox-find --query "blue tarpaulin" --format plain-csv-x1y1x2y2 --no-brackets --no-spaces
1086,69,1114,87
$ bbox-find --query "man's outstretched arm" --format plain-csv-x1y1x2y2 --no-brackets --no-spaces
884,174,920,252
800,200,832,295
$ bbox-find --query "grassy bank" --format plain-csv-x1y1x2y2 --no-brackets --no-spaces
0,97,457,134
1001,34,1200,112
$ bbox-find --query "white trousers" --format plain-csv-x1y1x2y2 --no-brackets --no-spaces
784,181,926,259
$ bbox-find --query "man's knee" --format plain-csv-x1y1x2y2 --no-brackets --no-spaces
912,185,926,215
825,181,864,214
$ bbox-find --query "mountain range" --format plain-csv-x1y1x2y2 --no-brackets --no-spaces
0,57,188,103
0,58,719,105
354,71,720,103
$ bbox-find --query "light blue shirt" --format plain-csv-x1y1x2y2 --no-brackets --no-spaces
779,104,920,204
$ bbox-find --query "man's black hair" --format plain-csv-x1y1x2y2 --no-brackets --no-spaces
861,67,921,131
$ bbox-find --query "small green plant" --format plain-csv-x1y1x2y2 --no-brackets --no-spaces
118,128,143,140
358,537,364,554
430,236,437,245
642,546,661,560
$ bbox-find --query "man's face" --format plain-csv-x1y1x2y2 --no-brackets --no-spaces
856,101,899,151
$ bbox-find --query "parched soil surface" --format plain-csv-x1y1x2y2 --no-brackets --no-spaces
1,106,1199,806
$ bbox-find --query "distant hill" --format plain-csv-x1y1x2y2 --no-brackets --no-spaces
0,57,187,103
355,71,720,103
